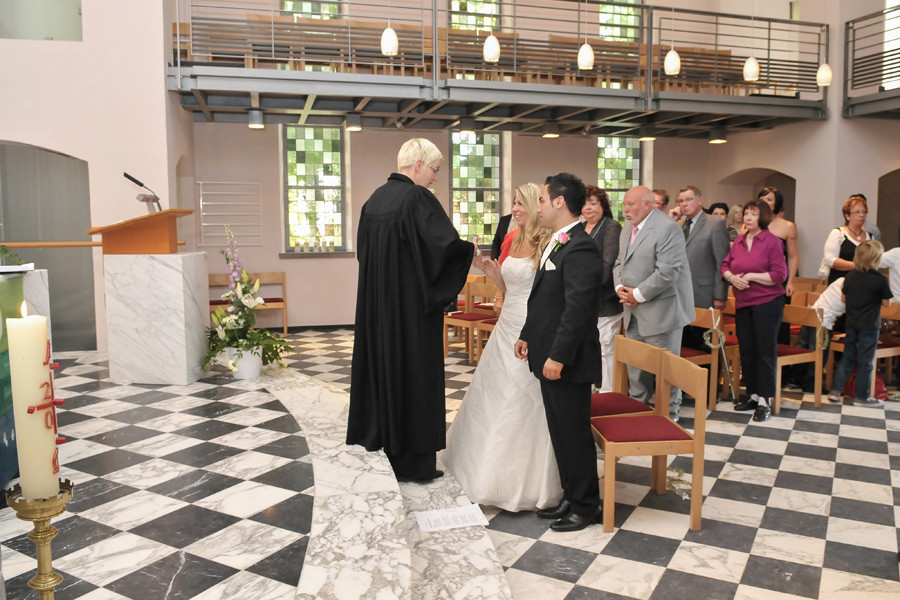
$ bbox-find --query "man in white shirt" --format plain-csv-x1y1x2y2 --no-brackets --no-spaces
880,247,900,301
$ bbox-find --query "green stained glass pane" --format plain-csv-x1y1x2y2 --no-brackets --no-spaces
450,130,502,242
597,135,641,225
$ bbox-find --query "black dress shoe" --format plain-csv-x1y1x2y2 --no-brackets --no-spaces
734,399,758,412
396,470,443,483
550,508,602,532
537,500,572,520
753,404,771,422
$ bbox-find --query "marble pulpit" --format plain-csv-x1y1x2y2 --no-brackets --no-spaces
104,253,208,385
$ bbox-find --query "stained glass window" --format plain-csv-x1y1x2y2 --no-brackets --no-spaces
450,1,499,31
284,126,344,250
282,1,339,19
597,136,641,223
451,131,501,243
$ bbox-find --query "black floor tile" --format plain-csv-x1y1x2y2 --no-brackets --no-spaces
61,380,121,394
511,540,597,583
4,569,97,600
251,493,314,535
488,510,554,539
823,540,900,582
564,586,634,600
683,518,758,553
829,497,896,526
773,471,834,495
147,469,244,503
740,555,821,598
55,410,95,427
728,449,783,470
743,425,792,441
637,488,692,515
171,420,246,441
116,390,179,405
600,530,681,567
162,442,245,468
836,436,889,454
130,506,240,548
251,460,314,493
649,570,738,600
257,399,290,413
704,431,740,448
840,414,886,429
86,425,160,448
255,414,301,434
191,386,244,401
785,442,837,462
833,463,893,486
58,394,108,410
4,514,120,559
180,401,245,420
247,536,308,586
707,479,772,505
104,406,173,425
105,551,238,600
760,507,828,538
254,434,310,459
66,478,140,513
793,419,840,435
669,456,725,478
65,449,151,477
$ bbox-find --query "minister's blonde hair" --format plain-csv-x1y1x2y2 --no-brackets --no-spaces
397,138,443,171
510,182,552,268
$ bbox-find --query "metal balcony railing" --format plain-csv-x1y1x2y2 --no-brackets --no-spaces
173,0,829,101
844,4,900,116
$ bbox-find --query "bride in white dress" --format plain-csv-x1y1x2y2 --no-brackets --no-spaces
440,182,562,512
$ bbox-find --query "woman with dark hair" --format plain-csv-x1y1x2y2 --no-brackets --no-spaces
708,202,729,219
722,199,788,422
582,185,622,392
757,187,799,296
823,195,872,285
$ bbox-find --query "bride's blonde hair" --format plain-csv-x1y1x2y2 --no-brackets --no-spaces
510,182,552,268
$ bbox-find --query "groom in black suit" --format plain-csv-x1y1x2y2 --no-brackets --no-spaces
514,173,603,532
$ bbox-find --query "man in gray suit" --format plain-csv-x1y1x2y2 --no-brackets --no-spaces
614,186,694,420
671,186,731,350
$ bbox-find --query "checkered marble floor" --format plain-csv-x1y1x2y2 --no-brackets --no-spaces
2,327,899,599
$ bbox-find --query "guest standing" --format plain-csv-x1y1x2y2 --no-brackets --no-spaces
727,204,743,243
582,185,622,392
823,195,872,285
348,138,476,482
827,240,893,408
758,187,798,296
721,199,788,422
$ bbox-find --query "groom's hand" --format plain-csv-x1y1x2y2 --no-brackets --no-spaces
542,358,563,380
514,340,528,359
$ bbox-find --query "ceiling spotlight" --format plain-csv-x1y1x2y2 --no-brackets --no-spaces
248,108,264,130
542,123,560,139
345,113,362,132
638,124,656,142
708,127,727,144
458,118,476,134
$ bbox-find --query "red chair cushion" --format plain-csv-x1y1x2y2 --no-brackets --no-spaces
877,339,900,349
447,312,491,322
591,392,653,417
480,318,498,326
724,316,735,324
262,297,284,304
680,347,707,358
777,344,812,357
591,415,692,443
210,299,228,306
789,325,802,336
725,335,739,346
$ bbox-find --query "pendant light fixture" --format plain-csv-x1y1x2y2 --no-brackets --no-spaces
708,127,727,144
248,109,264,130
816,25,832,86
743,1,760,82
483,30,500,63
381,0,398,57
664,8,681,76
577,0,594,70
542,123,560,139
638,124,656,142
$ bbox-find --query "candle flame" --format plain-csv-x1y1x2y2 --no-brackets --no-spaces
20,301,28,317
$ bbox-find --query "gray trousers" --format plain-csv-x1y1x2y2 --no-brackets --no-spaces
625,318,683,417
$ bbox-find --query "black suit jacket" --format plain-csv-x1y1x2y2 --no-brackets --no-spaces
519,223,603,383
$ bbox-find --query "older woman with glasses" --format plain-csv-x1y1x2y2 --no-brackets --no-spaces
824,194,872,285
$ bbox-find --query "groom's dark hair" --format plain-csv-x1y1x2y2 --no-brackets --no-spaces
545,173,586,217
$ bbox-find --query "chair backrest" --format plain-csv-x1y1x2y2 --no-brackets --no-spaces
466,274,486,283
466,281,497,311
782,304,820,328
791,291,808,306
659,350,708,439
612,335,664,395
883,301,900,321
792,281,817,293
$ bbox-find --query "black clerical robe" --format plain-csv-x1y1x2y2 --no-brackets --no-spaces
347,173,473,456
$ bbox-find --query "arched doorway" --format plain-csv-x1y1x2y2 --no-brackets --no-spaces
877,169,900,250
0,141,95,350
717,168,797,222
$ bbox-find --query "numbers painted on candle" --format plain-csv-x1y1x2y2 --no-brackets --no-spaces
52,448,60,474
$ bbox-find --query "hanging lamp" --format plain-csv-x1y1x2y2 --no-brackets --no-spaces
483,31,500,63
743,2,760,82
816,62,833,86
381,0,398,56
577,0,594,70
664,8,680,76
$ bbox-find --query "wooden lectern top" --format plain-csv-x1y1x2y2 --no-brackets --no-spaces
86,209,193,255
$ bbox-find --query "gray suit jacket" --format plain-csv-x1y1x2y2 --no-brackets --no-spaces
613,209,694,337
683,211,730,309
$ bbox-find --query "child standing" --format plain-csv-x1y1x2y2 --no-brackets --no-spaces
827,240,893,407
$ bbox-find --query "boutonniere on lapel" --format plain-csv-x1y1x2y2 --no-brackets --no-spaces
552,232,570,254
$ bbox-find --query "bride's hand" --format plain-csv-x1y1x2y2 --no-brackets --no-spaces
493,296,503,315
481,258,501,280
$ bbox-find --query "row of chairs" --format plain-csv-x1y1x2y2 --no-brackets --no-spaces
443,277,497,364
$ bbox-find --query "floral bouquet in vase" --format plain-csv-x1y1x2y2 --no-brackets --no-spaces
202,226,292,374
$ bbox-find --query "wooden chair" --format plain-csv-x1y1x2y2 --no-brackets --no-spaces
591,347,708,532
209,272,288,334
721,297,741,398
680,307,723,411
474,317,498,362
825,302,900,396
443,281,496,364
590,335,659,419
774,305,824,413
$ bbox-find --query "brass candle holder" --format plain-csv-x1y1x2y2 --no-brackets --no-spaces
5,479,75,600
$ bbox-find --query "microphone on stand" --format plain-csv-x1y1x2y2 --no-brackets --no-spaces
123,172,162,213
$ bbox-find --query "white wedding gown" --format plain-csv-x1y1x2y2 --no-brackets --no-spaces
440,256,562,512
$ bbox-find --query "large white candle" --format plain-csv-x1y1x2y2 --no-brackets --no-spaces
7,311,60,500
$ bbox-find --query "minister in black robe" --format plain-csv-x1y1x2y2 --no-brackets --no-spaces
347,138,475,481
